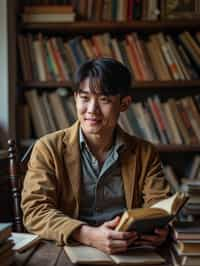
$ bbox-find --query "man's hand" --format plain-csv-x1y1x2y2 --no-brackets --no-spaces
72,217,138,254
134,226,169,247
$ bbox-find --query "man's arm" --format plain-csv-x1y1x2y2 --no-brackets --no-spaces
137,142,171,245
141,143,170,207
21,139,85,245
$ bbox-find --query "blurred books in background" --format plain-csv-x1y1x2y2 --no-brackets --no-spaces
170,221,200,266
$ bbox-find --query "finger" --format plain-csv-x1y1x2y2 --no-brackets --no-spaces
109,239,128,248
134,240,153,246
109,230,137,240
110,246,127,254
135,238,164,247
140,234,158,242
127,236,138,246
155,227,169,236
103,217,120,229
107,240,130,254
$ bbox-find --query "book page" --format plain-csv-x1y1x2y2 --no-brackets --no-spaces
110,248,165,265
151,192,178,214
9,232,40,252
64,245,112,264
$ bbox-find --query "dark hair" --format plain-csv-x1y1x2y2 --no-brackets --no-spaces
74,58,132,97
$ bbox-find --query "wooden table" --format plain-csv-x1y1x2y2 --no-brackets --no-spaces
14,241,172,266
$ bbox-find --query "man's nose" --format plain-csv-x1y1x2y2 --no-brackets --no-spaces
88,99,100,113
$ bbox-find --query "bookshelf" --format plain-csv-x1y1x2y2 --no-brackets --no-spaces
20,20,200,32
12,2,200,178
21,80,200,90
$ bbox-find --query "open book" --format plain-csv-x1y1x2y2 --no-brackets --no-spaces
9,232,40,253
64,245,165,265
115,192,189,234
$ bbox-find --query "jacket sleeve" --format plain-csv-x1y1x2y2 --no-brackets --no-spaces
141,143,170,207
21,139,85,245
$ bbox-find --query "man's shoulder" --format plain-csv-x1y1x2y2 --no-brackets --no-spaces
122,130,157,153
34,122,79,150
134,136,156,151
40,129,66,143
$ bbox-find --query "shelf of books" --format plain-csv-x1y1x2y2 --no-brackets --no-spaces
16,0,200,222
20,80,200,90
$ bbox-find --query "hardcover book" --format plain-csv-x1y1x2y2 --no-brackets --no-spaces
115,192,189,234
9,232,40,253
64,245,165,265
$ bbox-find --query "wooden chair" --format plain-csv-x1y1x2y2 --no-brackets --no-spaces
7,139,34,232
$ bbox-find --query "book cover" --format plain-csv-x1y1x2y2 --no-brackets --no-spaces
22,13,75,23
24,5,74,14
115,192,189,234
64,245,165,265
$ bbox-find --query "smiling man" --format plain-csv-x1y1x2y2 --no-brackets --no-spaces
21,58,170,254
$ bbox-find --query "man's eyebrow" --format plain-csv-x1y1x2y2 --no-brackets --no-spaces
78,89,104,96
78,89,89,94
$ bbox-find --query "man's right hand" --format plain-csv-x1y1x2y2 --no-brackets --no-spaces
71,216,138,254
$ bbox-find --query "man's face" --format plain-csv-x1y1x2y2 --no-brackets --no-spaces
74,78,130,138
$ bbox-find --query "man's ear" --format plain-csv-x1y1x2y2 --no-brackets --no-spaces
120,96,132,112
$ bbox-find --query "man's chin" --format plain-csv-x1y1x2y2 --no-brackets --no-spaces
82,126,102,135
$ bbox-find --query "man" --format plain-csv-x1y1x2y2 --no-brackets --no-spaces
21,58,170,254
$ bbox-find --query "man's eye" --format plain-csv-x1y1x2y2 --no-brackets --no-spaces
100,97,110,103
80,95,89,100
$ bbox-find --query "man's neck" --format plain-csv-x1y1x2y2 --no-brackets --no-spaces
82,130,115,162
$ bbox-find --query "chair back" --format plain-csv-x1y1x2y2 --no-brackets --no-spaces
8,139,34,232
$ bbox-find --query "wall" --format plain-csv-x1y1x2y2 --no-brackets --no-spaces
0,0,9,133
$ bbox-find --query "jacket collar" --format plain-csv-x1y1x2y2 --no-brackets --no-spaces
63,121,138,211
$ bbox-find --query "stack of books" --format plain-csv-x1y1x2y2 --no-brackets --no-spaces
181,178,200,217
0,223,14,265
170,221,200,266
22,5,75,23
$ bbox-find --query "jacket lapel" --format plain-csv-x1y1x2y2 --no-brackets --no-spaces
63,121,81,215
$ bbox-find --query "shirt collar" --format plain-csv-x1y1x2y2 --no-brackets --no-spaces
79,127,126,154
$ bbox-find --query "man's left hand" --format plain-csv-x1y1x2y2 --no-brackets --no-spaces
133,226,169,247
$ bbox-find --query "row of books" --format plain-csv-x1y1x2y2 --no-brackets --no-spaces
163,156,200,191
18,31,200,82
119,95,200,145
22,88,200,146
22,0,160,21
163,162,200,218
186,156,200,180
170,221,200,266
22,4,75,23
21,0,200,21
24,88,77,138
0,223,14,266
22,0,71,5
164,156,200,191
72,0,160,21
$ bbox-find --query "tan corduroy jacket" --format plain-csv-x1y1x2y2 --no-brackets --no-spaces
21,121,170,245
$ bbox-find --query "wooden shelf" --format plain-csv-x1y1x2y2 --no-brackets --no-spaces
20,80,200,90
156,144,200,152
20,81,74,89
20,20,200,33
135,80,200,89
